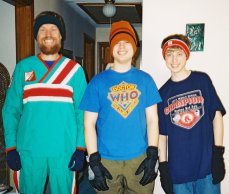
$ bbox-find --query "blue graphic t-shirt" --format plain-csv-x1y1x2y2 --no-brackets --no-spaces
80,67,161,160
158,71,226,184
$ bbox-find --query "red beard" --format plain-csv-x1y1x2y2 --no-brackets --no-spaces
38,38,61,55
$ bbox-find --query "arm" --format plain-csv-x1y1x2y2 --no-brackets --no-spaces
146,104,159,147
73,67,87,148
159,135,167,162
85,111,113,191
84,111,98,155
68,67,87,171
212,110,225,184
158,135,173,194
135,104,159,186
213,111,224,146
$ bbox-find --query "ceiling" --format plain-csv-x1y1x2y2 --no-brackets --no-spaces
72,0,142,25
3,0,142,25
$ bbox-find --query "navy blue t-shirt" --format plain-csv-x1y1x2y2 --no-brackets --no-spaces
158,71,226,184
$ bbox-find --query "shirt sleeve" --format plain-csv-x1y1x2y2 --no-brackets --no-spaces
79,76,100,113
145,75,162,108
72,67,87,148
158,101,168,135
207,75,226,120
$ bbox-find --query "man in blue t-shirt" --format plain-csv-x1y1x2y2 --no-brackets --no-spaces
158,34,226,194
80,20,161,193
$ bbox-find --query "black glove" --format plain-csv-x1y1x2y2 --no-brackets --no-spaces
135,146,158,186
6,149,21,171
89,152,113,191
159,161,174,194
68,148,86,171
212,145,225,184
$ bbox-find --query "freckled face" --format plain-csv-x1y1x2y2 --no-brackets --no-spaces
164,48,187,74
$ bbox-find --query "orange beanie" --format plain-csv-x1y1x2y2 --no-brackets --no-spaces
109,20,137,56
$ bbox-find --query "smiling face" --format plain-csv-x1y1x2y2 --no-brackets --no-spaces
112,40,134,65
37,23,62,55
165,47,188,75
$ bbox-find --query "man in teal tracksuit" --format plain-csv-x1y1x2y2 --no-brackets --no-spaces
2,11,87,194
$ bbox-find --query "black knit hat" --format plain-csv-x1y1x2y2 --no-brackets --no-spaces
34,11,66,40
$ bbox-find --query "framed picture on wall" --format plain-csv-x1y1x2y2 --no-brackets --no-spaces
186,23,205,51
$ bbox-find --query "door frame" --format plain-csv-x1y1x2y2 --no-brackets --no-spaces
83,33,95,81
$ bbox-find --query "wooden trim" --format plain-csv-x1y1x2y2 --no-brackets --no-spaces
97,42,111,73
15,0,34,62
83,33,95,81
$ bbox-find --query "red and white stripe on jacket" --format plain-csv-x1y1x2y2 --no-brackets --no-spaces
23,83,74,104
23,58,80,104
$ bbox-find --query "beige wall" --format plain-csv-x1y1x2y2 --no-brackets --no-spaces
142,0,229,193
0,1,16,76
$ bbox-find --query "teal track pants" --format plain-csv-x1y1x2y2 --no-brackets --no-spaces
14,155,76,194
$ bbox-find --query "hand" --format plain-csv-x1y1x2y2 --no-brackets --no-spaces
135,146,158,186
89,152,113,191
6,149,21,171
212,145,225,184
159,161,174,194
68,148,85,171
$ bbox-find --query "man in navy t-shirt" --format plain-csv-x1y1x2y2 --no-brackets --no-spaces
158,34,226,194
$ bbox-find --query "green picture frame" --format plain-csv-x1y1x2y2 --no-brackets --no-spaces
186,23,205,51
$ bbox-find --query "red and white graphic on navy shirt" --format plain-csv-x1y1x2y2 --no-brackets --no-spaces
164,90,205,129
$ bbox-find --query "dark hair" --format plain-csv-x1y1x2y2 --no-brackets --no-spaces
161,34,191,49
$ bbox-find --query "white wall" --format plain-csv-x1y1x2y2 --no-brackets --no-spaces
142,0,229,193
0,1,16,76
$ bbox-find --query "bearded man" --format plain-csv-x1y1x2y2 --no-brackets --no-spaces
2,11,87,194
